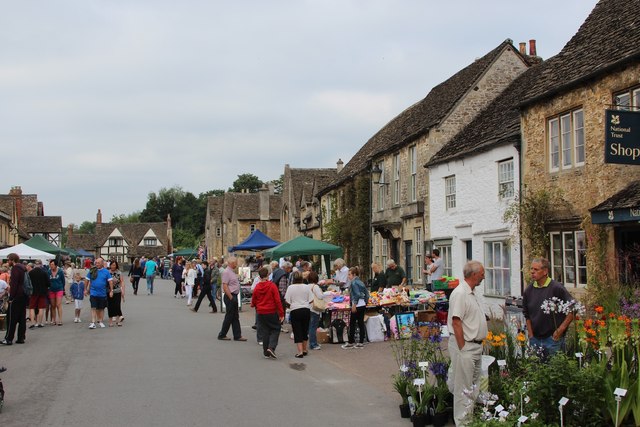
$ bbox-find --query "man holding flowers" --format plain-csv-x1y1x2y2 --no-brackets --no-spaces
523,257,575,356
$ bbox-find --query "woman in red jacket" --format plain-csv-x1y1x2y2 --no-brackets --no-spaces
251,267,284,360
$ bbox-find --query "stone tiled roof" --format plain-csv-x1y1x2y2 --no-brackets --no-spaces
521,0,640,106
428,64,542,166
234,193,260,220
21,216,62,233
208,196,223,220
320,39,519,194
289,168,336,207
0,198,13,218
269,195,282,219
219,192,281,221
66,233,99,251
591,180,640,211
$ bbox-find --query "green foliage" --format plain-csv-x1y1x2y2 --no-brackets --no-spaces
323,175,371,277
393,374,410,404
111,211,141,224
229,173,263,193
269,174,283,194
76,221,96,234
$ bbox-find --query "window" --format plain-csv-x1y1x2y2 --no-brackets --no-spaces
109,238,122,246
498,159,514,199
374,233,380,265
409,146,417,202
436,245,452,277
445,176,456,210
393,154,400,205
484,241,511,296
250,224,256,233
550,231,587,287
414,228,422,282
377,161,385,211
382,238,388,267
143,238,157,246
548,109,584,171
216,227,221,237
614,87,640,110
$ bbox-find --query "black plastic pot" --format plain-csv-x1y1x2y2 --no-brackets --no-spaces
432,410,449,427
411,413,428,427
399,403,411,418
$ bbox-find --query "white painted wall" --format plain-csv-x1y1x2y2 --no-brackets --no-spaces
429,144,522,316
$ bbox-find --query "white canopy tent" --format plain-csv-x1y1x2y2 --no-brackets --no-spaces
0,243,54,261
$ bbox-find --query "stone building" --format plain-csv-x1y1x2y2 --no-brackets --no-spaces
0,186,62,246
0,197,26,248
205,186,281,259
520,0,640,287
319,39,532,284
281,164,338,242
426,44,541,305
67,209,173,263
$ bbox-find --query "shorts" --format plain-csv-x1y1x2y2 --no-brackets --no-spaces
90,296,107,310
74,299,84,309
48,290,64,300
29,294,48,309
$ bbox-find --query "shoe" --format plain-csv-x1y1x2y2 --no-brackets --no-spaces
263,354,271,359
341,343,355,349
15,340,24,344
218,336,231,341
98,322,106,328
234,337,248,342
303,351,308,356
190,308,196,312
77,319,82,323
174,295,177,298
311,345,322,350
0,340,11,346
251,325,257,330
37,324,44,328
281,327,289,333
119,317,124,323
73,318,78,323
0,366,6,373
257,341,263,346
267,348,277,359
88,323,96,329
117,322,122,327
29,324,36,330
355,343,365,348
295,353,304,358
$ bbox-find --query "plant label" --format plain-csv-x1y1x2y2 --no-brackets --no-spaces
499,411,509,418
497,360,507,367
614,388,627,397
518,415,528,422
559,397,569,406
575,352,583,358
495,404,505,412
413,378,425,386
418,361,429,368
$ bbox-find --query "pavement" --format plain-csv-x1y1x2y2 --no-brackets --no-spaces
0,278,411,427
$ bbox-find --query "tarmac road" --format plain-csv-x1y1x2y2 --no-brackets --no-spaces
0,278,407,427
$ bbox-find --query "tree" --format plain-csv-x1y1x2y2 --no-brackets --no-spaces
229,173,263,193
269,174,284,194
111,211,141,224
77,221,96,234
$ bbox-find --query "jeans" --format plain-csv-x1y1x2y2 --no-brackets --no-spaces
146,275,155,294
218,294,241,340
308,311,321,348
529,335,565,356
4,295,27,343
257,312,281,355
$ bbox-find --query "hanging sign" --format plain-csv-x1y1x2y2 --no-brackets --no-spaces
605,109,640,165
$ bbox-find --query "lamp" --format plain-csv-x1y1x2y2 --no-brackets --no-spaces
371,164,388,185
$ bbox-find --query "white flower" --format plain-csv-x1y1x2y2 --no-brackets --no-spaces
524,396,531,404
530,412,539,420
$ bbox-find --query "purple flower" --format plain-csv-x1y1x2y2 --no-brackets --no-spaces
429,362,448,380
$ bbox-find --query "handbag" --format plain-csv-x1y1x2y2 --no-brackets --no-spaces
311,284,326,312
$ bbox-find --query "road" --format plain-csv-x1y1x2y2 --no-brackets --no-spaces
0,278,406,427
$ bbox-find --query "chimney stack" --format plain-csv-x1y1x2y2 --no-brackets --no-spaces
259,184,269,221
519,42,526,55
97,209,102,225
336,159,344,174
9,186,23,227
529,39,537,57
67,224,73,238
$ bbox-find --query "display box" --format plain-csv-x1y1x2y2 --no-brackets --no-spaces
416,310,436,323
316,329,330,344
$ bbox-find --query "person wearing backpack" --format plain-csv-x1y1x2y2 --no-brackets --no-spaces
1,253,28,345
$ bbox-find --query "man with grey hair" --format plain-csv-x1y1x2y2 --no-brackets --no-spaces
522,257,574,355
447,260,488,426
327,258,348,289
217,256,247,341
384,259,407,288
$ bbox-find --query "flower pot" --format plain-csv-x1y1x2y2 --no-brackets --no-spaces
411,413,428,427
432,411,449,427
399,403,411,418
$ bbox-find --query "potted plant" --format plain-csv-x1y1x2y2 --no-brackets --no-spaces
393,374,411,418
408,383,432,427
432,380,451,427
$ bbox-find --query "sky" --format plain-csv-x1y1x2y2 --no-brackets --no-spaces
0,0,598,227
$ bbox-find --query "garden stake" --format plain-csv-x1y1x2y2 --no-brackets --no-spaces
558,397,569,427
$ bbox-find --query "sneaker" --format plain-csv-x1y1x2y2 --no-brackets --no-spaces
280,326,289,333
0,340,12,345
98,322,106,328
257,341,263,346
355,343,365,348
266,348,277,359
77,319,82,323
37,324,44,328
341,343,355,349
88,323,96,329
73,318,78,323
29,324,36,330
311,345,322,350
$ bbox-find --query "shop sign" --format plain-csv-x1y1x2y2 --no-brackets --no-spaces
592,207,640,224
605,109,640,165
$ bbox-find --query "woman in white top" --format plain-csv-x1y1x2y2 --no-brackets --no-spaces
284,271,313,358
308,271,324,350
184,262,196,307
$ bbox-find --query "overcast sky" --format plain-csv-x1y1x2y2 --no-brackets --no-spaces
1,0,598,227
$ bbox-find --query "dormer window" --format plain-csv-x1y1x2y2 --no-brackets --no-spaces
144,238,157,246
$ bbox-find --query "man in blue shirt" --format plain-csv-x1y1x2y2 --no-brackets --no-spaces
84,257,113,329
143,256,157,295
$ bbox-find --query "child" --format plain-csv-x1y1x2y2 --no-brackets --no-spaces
70,273,85,323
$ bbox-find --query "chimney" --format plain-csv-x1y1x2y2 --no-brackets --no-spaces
529,39,537,57
37,201,44,216
97,209,102,225
259,184,270,221
67,224,73,238
9,186,23,226
519,42,526,55
336,158,344,174
267,182,275,195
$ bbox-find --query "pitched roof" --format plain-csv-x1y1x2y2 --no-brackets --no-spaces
320,39,520,194
427,65,542,166
68,222,170,258
66,233,98,251
591,180,640,211
521,0,640,106
21,216,62,233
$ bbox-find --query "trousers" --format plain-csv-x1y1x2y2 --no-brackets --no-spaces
218,294,241,340
194,285,215,312
447,338,482,427
5,295,27,343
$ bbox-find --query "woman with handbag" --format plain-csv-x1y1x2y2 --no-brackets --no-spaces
128,258,143,296
308,271,325,350
107,260,125,326
285,271,314,358
342,266,370,349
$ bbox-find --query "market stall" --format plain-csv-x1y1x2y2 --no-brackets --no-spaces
263,235,343,273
